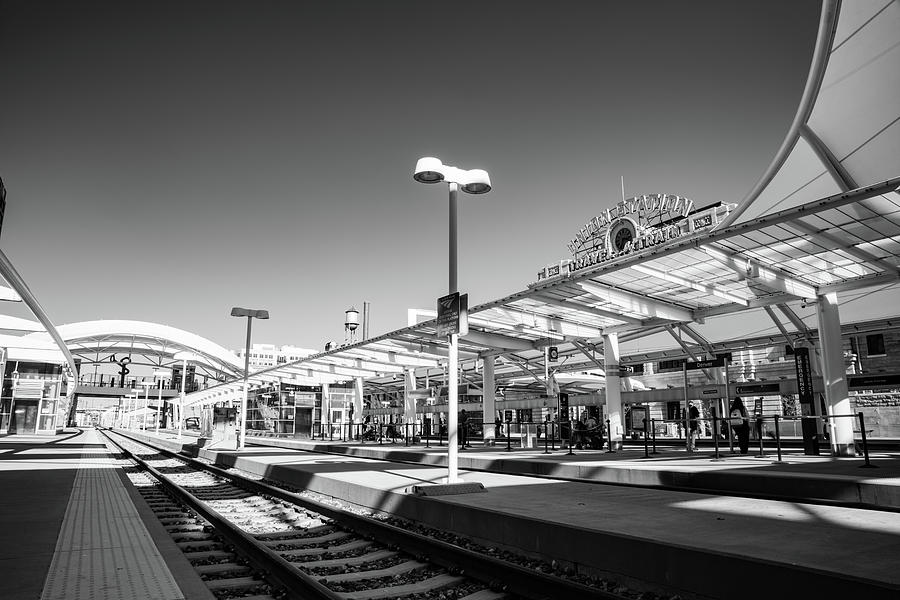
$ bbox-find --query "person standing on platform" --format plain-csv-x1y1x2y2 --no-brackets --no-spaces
729,397,750,454
688,403,700,450
459,409,470,449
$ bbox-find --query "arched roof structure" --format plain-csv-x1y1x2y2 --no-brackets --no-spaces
183,0,899,408
721,0,900,227
24,319,244,381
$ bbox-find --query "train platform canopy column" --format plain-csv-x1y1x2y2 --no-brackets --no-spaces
353,377,364,426
404,369,416,425
482,356,496,440
604,332,624,451
816,291,855,456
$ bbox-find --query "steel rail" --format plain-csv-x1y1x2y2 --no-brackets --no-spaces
113,429,626,600
102,430,342,600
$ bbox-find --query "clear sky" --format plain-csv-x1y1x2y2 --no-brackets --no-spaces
0,0,826,353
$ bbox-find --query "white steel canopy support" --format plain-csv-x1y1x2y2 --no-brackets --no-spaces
460,330,535,351
702,245,817,299
353,377,364,428
482,357,496,441
603,332,624,451
532,293,644,325
815,291,855,456
403,369,417,426
578,281,693,322
630,264,750,306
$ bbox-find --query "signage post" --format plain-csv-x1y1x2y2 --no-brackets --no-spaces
558,392,569,449
682,362,689,451
436,292,468,482
793,346,819,455
683,356,726,452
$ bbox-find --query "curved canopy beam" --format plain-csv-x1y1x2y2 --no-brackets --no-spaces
0,249,79,396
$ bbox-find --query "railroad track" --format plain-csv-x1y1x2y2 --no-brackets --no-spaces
102,429,633,600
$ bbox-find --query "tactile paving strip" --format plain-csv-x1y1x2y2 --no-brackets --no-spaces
40,431,185,600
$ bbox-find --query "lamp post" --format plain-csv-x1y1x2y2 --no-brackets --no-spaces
413,156,491,483
231,307,269,450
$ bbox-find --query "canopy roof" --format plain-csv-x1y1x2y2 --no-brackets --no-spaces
182,0,900,407
24,319,244,382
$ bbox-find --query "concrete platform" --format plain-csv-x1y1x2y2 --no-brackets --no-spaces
239,434,900,510
125,428,900,600
0,429,212,600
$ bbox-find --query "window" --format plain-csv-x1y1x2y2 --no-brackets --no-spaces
866,334,886,357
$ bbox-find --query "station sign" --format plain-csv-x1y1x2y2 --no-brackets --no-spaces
533,195,736,282
685,356,725,370
735,383,782,395
548,346,558,362
792,346,818,455
558,392,569,422
436,292,468,338
847,374,900,390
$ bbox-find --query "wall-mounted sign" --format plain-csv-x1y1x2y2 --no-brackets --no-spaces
847,374,900,389
533,195,735,282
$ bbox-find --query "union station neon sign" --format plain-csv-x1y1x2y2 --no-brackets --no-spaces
535,193,734,282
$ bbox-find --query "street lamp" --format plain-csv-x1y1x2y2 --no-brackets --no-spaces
231,307,269,450
413,156,491,483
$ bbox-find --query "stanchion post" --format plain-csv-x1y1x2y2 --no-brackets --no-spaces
773,414,784,463
728,411,735,454
605,419,614,453
643,418,649,458
651,418,658,454
858,412,876,468
405,423,409,447
506,422,512,452
425,422,430,448
379,423,383,446
711,409,721,460
756,417,765,458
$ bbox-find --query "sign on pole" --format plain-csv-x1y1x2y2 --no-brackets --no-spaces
436,292,468,337
548,346,558,362
793,346,819,455
558,392,569,422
